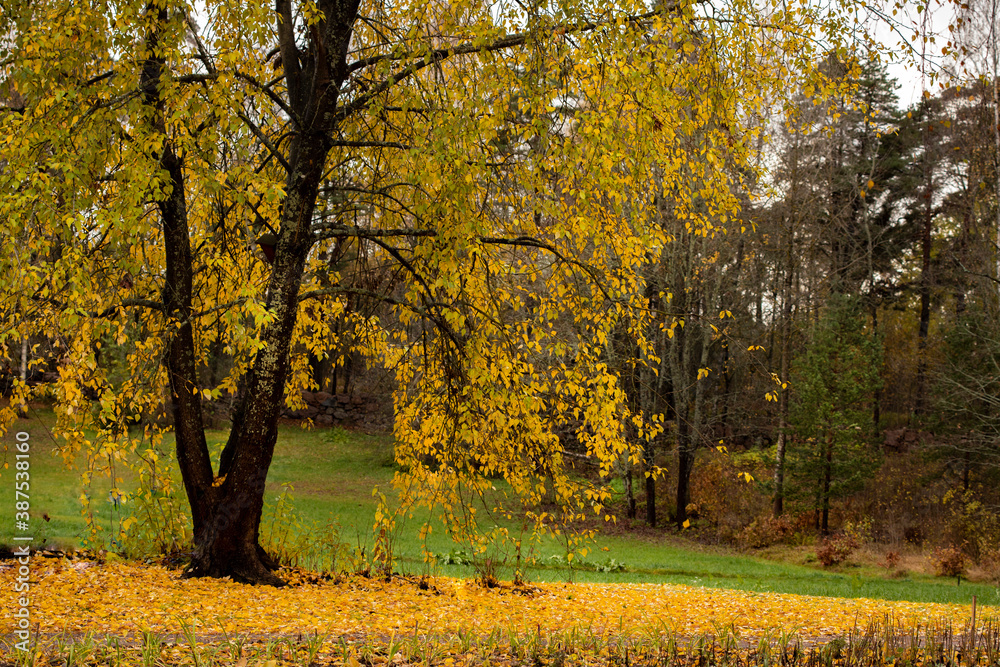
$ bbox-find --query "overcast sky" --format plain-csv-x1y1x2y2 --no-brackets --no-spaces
881,0,962,109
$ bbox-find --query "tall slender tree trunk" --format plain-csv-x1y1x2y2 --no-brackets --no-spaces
992,0,1000,299
821,437,833,535
672,299,693,527
19,336,27,382
675,418,693,526
639,323,658,528
625,467,637,519
644,465,657,527
773,216,794,518
139,6,216,550
914,119,933,417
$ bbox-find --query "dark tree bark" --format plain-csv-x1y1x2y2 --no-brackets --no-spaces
914,180,932,416
675,418,693,526
184,0,360,583
644,467,656,527
914,101,936,418
625,468,636,519
773,214,794,518
138,0,362,585
139,4,216,547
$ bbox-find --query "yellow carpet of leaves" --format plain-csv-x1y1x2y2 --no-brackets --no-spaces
0,560,989,641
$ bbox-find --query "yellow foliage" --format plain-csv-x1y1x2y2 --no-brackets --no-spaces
0,0,900,557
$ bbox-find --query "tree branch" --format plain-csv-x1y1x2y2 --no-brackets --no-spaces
330,139,411,149
312,224,437,240
234,71,297,123
478,235,613,301
235,109,292,173
298,285,402,305
339,9,665,122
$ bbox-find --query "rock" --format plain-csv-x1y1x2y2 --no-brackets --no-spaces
333,410,348,420
301,390,316,404
321,396,338,408
317,414,333,426
315,391,334,404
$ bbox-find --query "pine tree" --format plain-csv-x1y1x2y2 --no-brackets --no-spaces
788,293,883,534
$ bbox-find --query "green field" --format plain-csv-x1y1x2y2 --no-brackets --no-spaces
2,407,997,607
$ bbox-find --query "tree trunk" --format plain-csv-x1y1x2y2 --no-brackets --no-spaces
821,437,833,535
671,287,693,528
871,304,880,428
675,419,693,526
139,7,216,547
773,215,794,518
625,466,636,519
144,0,361,584
914,105,933,417
645,470,656,527
994,40,1000,301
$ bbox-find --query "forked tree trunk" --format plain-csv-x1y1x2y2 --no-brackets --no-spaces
184,129,333,584
140,0,359,584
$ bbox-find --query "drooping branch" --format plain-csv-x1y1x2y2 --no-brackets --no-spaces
329,139,411,149
337,9,669,123
234,71,297,122
479,235,614,302
235,109,292,173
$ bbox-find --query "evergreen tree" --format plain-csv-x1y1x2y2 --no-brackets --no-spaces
788,293,883,534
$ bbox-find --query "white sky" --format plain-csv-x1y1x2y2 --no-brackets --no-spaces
880,0,964,109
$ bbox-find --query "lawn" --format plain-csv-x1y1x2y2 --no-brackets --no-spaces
2,407,996,608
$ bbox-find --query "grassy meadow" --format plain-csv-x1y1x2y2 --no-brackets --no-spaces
2,407,998,609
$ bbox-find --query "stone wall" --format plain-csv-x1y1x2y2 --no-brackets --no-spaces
147,390,393,433
280,390,392,431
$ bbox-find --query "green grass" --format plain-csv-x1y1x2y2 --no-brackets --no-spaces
2,407,998,608
0,408,103,550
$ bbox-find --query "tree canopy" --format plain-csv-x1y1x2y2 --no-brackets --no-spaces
0,0,897,583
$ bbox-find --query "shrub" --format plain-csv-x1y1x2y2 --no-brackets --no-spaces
978,546,1000,583
883,549,901,570
688,448,771,544
739,515,795,549
932,545,966,578
941,488,1000,562
815,533,858,567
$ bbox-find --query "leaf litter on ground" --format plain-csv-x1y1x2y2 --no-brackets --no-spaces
1,558,991,643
